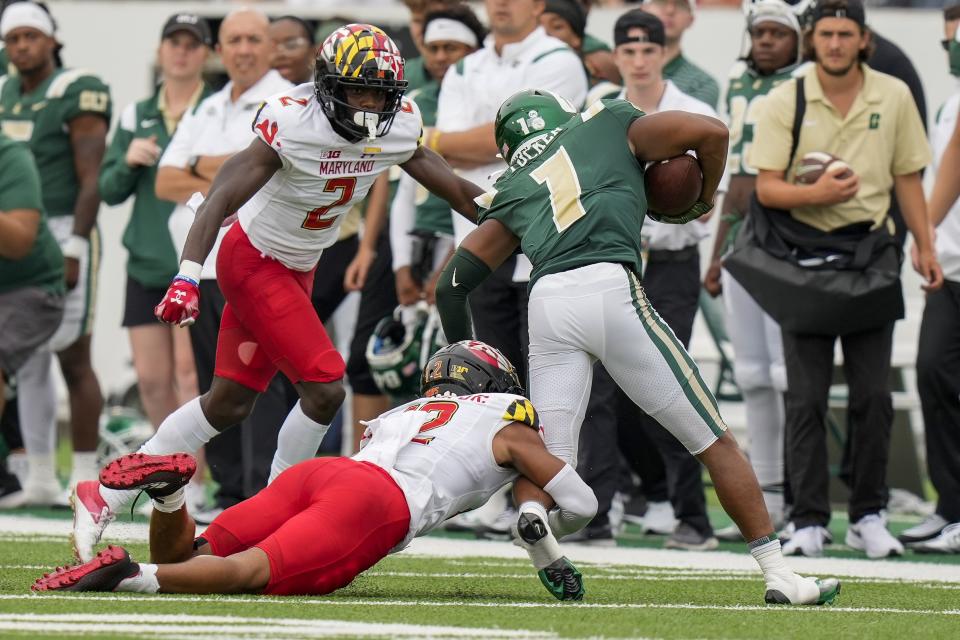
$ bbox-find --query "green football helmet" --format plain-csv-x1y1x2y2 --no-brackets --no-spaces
494,89,579,163
366,304,446,401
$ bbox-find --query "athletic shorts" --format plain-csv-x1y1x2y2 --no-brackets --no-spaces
0,286,64,373
201,457,410,596
214,224,345,392
122,277,167,328
46,217,100,352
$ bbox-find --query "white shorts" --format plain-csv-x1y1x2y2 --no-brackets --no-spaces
527,262,726,466
46,216,100,352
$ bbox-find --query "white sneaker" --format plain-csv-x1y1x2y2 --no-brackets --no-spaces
22,479,69,508
71,481,116,562
912,523,960,554
765,572,841,605
782,525,829,557
846,513,903,559
642,500,677,535
899,513,949,546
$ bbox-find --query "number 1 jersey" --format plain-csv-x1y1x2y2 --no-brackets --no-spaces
239,83,422,271
478,99,647,288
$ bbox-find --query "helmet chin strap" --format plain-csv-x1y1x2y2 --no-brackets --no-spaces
354,111,380,140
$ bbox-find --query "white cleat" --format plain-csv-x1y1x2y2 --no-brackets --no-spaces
782,525,830,557
71,481,116,563
765,573,841,605
912,523,960,554
846,513,903,559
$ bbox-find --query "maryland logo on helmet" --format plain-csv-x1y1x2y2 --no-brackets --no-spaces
323,24,404,81
315,23,408,141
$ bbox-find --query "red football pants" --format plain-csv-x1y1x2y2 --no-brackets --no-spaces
214,224,345,391
202,457,411,595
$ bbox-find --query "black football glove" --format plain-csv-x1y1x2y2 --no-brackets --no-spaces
647,200,713,225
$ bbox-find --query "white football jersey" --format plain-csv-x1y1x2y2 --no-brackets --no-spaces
353,393,541,550
239,83,423,271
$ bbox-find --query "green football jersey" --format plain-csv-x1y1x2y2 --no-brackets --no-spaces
0,133,64,295
479,99,646,288
0,68,112,218
407,81,454,237
725,61,797,178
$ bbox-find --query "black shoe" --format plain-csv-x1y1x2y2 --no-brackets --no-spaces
664,522,719,551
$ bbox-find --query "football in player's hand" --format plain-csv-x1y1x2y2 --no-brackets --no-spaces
794,151,854,185
644,155,703,219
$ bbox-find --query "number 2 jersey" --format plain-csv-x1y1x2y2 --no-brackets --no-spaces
477,99,647,289
240,82,423,271
353,392,540,550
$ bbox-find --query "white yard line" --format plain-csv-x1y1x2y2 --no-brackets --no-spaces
3,514,959,583
0,613,558,639
1,594,958,617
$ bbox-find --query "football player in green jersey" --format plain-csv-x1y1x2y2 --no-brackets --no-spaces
0,1,110,502
701,0,803,542
435,89,840,606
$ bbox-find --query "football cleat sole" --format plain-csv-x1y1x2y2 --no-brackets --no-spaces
33,545,137,592
99,453,196,499
538,556,585,601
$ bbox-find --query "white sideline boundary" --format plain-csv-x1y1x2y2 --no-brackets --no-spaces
3,515,958,583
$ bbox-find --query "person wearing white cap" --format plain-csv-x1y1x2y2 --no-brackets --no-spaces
390,5,484,308
0,0,111,507
703,0,805,543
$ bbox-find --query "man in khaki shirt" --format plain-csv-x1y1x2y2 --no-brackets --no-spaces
749,0,942,560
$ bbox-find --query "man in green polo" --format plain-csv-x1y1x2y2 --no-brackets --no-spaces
643,0,719,109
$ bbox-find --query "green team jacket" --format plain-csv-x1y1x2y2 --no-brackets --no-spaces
98,85,211,288
0,132,64,295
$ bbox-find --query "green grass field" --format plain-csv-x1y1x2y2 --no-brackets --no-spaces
0,511,958,639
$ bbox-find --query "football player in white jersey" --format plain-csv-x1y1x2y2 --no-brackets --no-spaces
71,24,487,564
35,341,596,601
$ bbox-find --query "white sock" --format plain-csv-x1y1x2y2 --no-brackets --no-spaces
116,562,160,593
25,452,58,488
6,452,28,486
749,537,793,583
269,401,329,483
100,397,218,512
152,487,185,513
518,501,562,570
69,451,99,486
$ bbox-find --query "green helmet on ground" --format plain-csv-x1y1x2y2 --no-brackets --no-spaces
494,89,579,163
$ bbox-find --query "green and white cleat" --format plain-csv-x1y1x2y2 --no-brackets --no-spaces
538,557,584,601
765,575,841,605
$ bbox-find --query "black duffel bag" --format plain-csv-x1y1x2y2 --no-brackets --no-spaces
723,194,903,336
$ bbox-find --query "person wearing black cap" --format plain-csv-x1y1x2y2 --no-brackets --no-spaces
751,0,941,559
97,14,212,501
540,0,620,86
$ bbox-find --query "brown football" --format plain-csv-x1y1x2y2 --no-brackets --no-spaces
644,155,703,219
794,151,854,185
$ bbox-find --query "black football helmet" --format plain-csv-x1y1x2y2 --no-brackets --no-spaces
420,340,524,398
315,23,408,142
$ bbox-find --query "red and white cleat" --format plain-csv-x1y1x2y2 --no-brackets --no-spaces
71,481,115,563
99,452,197,500
32,545,137,592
